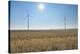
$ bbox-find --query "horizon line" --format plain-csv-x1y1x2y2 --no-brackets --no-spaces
9,28,78,30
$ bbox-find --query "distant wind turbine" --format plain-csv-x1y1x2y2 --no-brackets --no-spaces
26,10,32,30
64,16,66,32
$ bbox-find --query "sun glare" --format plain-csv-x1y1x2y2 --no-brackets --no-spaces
38,3,44,11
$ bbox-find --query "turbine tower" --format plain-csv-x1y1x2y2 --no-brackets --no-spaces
64,16,66,32
26,10,31,30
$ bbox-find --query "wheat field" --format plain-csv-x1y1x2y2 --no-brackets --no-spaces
10,29,78,53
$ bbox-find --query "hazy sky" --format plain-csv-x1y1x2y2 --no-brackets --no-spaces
10,1,78,30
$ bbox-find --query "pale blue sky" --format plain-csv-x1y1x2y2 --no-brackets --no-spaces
10,1,78,30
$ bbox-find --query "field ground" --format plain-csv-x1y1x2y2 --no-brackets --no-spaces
10,29,78,53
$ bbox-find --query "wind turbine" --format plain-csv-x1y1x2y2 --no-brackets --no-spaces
25,3,44,30
26,10,31,30
64,16,66,33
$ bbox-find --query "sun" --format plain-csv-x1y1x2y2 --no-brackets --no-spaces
38,3,45,11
